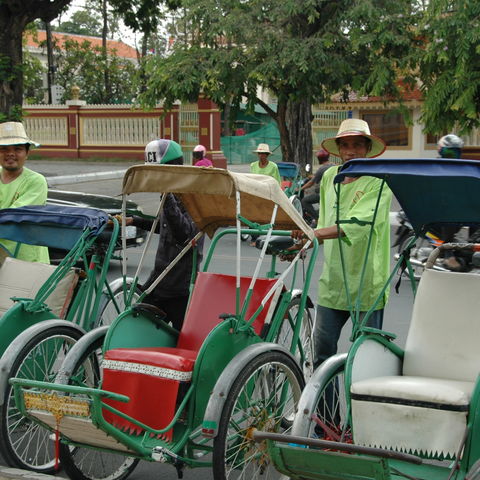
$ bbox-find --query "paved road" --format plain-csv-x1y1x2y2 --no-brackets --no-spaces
0,160,413,480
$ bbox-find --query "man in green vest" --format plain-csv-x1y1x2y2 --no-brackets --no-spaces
0,122,49,263
313,118,391,369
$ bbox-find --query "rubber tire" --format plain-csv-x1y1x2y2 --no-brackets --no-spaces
0,326,83,473
95,281,142,327
275,297,314,382
293,357,350,442
212,350,305,480
58,336,139,480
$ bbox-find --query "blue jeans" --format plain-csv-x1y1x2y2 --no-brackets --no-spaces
313,306,384,369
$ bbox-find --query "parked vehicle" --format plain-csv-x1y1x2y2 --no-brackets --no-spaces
0,205,140,473
11,165,318,480
254,157,480,480
46,189,147,261
394,209,480,279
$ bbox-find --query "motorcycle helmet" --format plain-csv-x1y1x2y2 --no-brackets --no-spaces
438,134,464,159
144,139,183,165
193,144,206,161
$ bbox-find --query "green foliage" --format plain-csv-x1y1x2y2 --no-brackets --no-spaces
0,105,24,123
419,0,480,134
56,1,121,38
57,10,103,36
136,0,415,162
23,52,47,104
52,38,138,103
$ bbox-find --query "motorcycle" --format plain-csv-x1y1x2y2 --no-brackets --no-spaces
393,209,480,278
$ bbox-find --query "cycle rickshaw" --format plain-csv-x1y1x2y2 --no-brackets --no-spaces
0,204,140,473
11,164,318,480
252,158,480,480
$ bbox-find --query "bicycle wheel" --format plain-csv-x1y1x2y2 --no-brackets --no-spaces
275,297,314,382
292,353,350,443
0,326,83,473
95,281,142,327
58,335,139,480
212,350,304,480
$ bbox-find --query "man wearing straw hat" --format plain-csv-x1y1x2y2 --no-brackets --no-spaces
249,143,281,245
314,118,391,368
0,121,49,263
250,143,281,183
291,119,391,378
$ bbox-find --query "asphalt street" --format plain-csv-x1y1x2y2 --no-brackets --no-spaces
0,160,413,480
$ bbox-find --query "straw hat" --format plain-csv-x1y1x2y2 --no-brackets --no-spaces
0,122,40,148
253,143,272,155
321,119,386,158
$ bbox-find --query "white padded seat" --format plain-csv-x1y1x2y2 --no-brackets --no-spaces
352,376,473,406
351,269,480,456
0,257,78,318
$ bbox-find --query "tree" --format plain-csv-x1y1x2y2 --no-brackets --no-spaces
0,0,72,121
419,0,480,134
56,10,103,36
52,38,137,104
137,0,416,168
0,0,175,120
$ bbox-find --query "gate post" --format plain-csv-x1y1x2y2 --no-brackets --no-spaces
198,96,227,168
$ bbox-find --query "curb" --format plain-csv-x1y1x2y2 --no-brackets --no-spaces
45,164,254,188
0,467,58,480
46,169,127,187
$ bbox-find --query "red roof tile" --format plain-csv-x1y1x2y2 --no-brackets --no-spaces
25,30,138,59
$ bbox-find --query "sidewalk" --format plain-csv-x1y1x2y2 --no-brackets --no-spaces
0,466,58,480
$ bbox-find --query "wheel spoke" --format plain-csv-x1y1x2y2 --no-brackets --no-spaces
1,331,79,472
214,352,304,480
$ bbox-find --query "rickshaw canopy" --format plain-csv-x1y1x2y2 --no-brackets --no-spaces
0,205,109,250
122,165,314,239
335,158,480,235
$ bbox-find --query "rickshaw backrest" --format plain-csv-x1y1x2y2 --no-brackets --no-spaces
177,272,282,352
403,268,480,382
0,257,78,318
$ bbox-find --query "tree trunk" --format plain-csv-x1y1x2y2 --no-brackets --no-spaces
222,100,232,136
0,0,73,119
137,33,149,94
0,10,27,120
102,0,111,102
276,98,293,162
286,97,313,172
45,21,55,104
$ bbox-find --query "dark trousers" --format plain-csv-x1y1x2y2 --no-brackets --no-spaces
144,293,189,331
301,192,320,222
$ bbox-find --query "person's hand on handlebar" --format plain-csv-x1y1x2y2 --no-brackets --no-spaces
108,215,133,226
280,230,307,261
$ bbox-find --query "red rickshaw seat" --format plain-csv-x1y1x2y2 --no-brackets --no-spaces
102,272,282,439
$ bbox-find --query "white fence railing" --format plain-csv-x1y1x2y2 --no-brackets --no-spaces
23,116,68,146
81,117,161,146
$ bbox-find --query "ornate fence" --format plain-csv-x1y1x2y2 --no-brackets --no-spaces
23,99,223,166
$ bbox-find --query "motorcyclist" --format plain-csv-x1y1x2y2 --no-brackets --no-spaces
437,134,467,271
438,134,464,159
300,149,332,227
130,139,204,330
192,144,213,167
